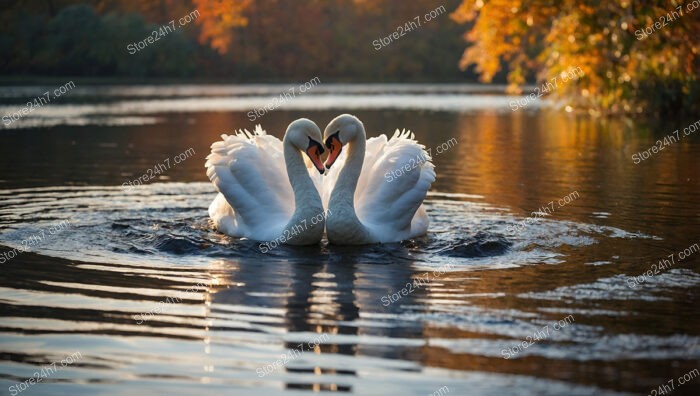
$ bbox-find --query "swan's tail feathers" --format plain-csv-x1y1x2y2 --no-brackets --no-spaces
392,128,415,140
211,125,267,151
240,128,254,139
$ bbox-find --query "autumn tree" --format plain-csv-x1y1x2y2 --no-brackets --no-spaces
451,0,700,115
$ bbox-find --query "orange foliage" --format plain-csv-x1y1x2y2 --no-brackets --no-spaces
194,0,251,54
451,0,700,114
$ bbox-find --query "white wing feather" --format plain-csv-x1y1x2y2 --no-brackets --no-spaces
205,125,293,240
324,129,435,241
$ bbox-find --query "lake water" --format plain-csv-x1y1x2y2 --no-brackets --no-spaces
0,84,699,395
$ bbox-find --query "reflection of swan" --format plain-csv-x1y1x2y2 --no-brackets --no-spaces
322,114,435,244
205,119,326,245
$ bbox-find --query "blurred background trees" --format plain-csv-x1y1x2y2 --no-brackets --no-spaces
1,0,697,115
451,0,700,115
0,0,465,81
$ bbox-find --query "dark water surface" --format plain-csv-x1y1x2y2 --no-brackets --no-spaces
0,85,699,395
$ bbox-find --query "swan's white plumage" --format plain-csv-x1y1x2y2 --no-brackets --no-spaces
324,128,435,243
206,116,434,245
205,125,322,241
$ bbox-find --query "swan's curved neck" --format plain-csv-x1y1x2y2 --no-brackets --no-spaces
330,131,365,207
284,140,322,215
326,125,373,243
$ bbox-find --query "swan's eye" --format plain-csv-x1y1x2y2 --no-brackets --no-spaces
325,131,341,149
307,137,324,155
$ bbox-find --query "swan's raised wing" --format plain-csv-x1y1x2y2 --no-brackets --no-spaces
325,129,435,240
205,125,293,239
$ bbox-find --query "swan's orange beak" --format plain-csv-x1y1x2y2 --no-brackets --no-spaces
306,139,325,174
324,132,342,169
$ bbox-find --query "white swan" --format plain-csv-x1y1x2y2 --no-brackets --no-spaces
205,119,326,245
322,114,435,244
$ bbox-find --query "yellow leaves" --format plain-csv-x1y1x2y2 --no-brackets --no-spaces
194,0,251,54
451,0,695,113
506,59,527,94
462,44,501,82
454,0,532,81
449,1,478,23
